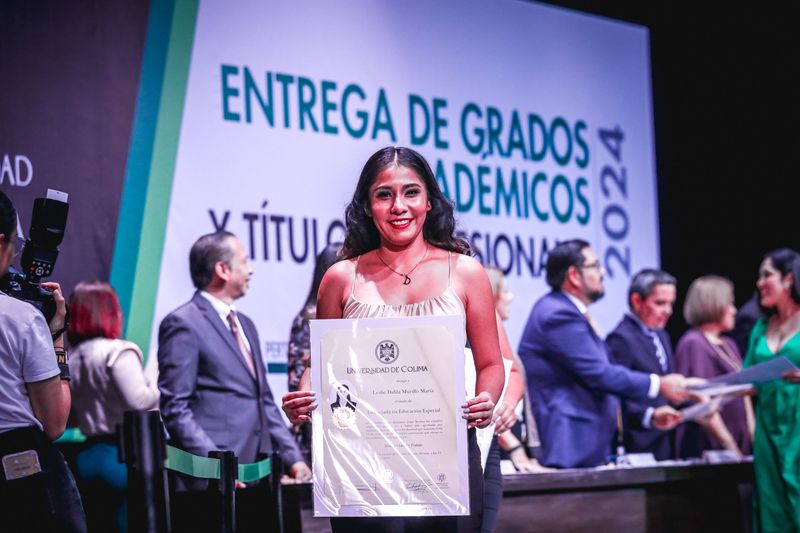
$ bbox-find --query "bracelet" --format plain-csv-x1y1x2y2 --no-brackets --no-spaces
55,349,70,381
54,348,68,365
504,443,523,454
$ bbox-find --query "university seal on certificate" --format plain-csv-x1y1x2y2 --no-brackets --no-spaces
332,406,356,429
376,340,399,364
311,315,469,518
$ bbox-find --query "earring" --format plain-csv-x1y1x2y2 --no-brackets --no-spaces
784,281,791,289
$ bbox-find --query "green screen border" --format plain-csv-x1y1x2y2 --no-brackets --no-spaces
111,0,199,352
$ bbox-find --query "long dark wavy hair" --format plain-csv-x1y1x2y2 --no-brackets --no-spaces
340,147,470,259
303,242,342,310
758,248,800,315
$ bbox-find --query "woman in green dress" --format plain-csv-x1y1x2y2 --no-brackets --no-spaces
744,248,800,532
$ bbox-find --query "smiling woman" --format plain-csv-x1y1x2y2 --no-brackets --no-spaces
282,146,505,532
339,147,471,261
743,248,800,532
368,165,432,273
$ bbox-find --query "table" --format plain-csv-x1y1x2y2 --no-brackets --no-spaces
497,462,753,533
281,461,754,532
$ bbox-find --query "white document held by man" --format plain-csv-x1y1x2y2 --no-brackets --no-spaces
687,356,798,396
680,395,736,423
310,315,469,518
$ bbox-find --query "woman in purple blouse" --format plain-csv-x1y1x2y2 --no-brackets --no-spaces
674,275,754,458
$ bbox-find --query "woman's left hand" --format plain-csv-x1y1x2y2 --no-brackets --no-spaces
462,391,495,429
491,400,516,434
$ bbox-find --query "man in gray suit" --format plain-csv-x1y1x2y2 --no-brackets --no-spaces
158,231,310,530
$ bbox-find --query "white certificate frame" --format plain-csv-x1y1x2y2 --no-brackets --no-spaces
310,315,469,518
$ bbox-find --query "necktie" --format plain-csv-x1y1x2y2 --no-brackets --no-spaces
646,329,668,373
584,310,601,336
227,310,256,377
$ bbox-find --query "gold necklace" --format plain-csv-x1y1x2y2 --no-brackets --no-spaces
375,245,428,285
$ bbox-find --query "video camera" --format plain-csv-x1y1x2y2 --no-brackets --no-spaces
0,189,69,323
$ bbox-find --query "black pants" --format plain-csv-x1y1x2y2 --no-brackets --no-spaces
0,426,87,533
481,436,503,533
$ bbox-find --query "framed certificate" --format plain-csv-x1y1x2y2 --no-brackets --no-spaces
310,315,469,517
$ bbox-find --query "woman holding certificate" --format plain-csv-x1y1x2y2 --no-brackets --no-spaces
744,248,800,532
283,146,505,532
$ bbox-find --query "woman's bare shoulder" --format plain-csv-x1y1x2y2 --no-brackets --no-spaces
317,257,359,318
321,257,358,288
329,257,357,274
451,252,486,280
444,251,491,306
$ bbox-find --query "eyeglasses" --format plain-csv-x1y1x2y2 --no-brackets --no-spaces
580,260,603,271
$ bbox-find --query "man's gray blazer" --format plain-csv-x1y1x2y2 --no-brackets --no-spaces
158,291,302,490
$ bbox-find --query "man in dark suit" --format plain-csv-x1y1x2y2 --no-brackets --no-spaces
518,239,688,468
158,231,310,530
606,269,678,460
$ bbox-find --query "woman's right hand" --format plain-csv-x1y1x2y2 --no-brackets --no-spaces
462,391,495,429
782,369,800,384
282,391,317,425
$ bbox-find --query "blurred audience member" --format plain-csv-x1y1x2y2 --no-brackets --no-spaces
674,276,753,459
606,269,678,460
69,280,159,533
484,266,549,472
744,249,800,532
482,267,552,533
287,243,341,462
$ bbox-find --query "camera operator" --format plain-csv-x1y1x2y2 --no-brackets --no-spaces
0,190,86,532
